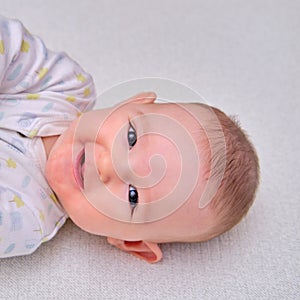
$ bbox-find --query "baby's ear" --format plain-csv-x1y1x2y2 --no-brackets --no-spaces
126,92,156,104
107,237,162,263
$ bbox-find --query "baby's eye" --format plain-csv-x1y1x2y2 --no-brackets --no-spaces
128,185,138,208
128,121,137,149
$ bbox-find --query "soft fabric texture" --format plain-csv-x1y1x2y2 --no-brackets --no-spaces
0,128,67,257
0,16,95,257
0,1,299,299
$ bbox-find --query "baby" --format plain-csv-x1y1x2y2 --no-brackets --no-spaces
0,16,259,263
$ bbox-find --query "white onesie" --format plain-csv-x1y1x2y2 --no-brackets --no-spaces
0,16,96,257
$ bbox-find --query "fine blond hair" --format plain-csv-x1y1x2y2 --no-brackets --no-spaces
206,106,260,238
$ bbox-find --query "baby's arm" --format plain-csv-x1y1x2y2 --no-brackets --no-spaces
0,16,96,137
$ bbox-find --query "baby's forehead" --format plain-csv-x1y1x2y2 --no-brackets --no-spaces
148,102,226,210
145,102,214,137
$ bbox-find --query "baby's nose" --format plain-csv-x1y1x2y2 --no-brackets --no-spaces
96,149,113,183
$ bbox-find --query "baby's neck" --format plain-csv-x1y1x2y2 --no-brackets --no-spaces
42,136,60,159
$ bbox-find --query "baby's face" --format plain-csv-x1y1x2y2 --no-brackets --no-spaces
45,93,215,243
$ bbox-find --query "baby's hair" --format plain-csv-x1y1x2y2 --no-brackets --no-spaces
206,106,260,238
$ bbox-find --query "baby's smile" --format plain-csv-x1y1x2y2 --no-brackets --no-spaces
74,149,85,189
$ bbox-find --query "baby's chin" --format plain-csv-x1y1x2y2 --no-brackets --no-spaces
45,137,76,198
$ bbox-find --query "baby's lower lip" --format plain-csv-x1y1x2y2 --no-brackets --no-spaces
74,149,85,189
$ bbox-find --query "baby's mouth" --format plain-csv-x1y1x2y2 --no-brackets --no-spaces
75,149,85,189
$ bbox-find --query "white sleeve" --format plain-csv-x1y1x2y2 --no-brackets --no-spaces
0,16,96,137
